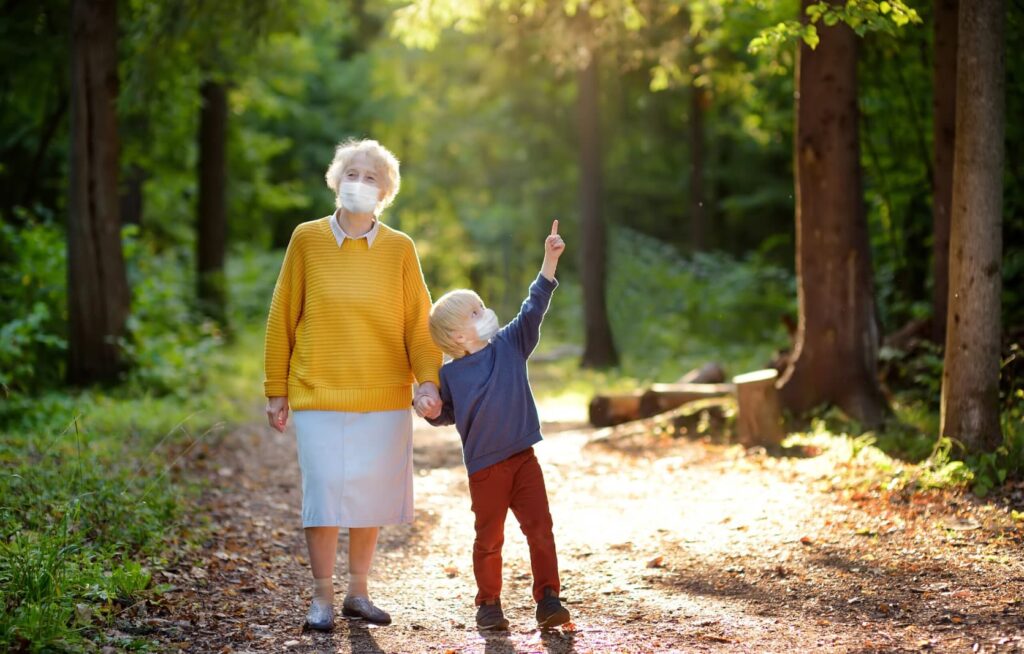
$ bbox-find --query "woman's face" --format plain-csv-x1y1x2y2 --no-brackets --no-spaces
343,154,386,201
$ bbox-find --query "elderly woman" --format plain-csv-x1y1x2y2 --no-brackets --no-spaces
264,139,443,630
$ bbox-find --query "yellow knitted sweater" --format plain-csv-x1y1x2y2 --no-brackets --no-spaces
263,217,442,411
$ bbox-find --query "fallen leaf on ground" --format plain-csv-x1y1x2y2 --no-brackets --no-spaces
700,633,737,643
646,556,664,568
943,518,981,531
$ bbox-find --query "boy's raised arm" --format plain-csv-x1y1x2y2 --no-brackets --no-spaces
502,220,565,359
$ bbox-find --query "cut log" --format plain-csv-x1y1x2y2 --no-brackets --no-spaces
588,392,644,427
588,362,728,427
638,383,734,418
733,369,784,447
677,362,727,384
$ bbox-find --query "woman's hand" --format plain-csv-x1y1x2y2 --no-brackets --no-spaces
414,382,443,420
266,396,289,432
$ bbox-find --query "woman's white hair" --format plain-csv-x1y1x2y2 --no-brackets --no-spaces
324,138,401,214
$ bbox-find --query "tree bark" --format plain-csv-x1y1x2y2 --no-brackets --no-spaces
577,47,618,368
689,81,707,251
197,79,228,326
931,0,958,343
776,0,889,428
67,0,130,386
940,0,1004,453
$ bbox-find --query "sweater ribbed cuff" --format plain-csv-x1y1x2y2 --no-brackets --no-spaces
412,365,440,387
264,379,289,397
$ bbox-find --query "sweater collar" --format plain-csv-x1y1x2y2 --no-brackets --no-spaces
329,209,381,248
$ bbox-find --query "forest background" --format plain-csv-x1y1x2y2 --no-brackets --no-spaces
0,0,1020,649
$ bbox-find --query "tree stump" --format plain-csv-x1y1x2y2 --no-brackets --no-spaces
733,369,784,447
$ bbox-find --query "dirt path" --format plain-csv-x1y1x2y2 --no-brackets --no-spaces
144,401,1024,653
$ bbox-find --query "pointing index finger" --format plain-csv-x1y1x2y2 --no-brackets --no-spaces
550,219,559,236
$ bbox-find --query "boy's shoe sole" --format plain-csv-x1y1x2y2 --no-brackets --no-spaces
476,600,510,630
477,617,510,630
537,606,571,629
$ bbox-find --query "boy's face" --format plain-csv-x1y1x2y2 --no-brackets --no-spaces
451,298,487,348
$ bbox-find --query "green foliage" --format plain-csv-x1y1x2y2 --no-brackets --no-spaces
878,341,945,411
1003,7,1024,329
0,325,262,651
965,407,1024,498
798,396,1024,497
120,228,224,397
748,18,821,52
0,219,67,395
0,406,178,651
805,0,920,35
0,211,277,400
859,22,933,328
605,227,795,380
916,436,975,490
0,1,70,224
750,0,921,53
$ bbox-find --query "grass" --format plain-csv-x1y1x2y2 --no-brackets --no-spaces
0,327,265,653
780,395,1024,497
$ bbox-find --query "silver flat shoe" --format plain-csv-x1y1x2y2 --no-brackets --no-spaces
304,598,335,631
342,595,392,625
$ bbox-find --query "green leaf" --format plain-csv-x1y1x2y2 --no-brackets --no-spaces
802,25,820,49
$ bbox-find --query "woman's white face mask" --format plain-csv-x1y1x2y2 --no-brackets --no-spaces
473,308,499,342
339,181,379,214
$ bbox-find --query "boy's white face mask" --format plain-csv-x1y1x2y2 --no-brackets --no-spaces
339,181,379,215
473,308,499,342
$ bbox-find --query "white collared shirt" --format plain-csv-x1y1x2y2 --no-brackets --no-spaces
329,210,380,248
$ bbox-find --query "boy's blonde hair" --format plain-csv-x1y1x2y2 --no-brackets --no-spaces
429,289,483,359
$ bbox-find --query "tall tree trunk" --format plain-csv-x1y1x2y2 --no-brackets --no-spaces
689,82,707,251
577,48,618,369
940,0,1004,453
931,0,959,343
197,79,228,327
67,0,130,386
777,0,889,428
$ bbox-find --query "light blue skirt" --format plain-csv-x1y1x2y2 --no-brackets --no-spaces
292,409,414,528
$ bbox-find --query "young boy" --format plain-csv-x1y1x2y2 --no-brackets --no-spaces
416,220,570,631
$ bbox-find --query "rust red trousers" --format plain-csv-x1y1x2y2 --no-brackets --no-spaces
467,447,560,605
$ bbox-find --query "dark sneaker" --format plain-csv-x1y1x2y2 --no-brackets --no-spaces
535,588,570,629
476,599,510,630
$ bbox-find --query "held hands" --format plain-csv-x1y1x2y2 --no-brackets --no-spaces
541,219,565,281
413,382,442,420
266,396,289,432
